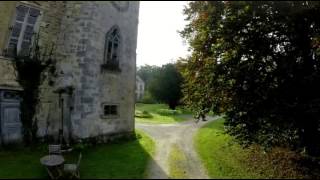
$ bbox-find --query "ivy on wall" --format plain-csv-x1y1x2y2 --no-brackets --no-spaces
12,33,57,144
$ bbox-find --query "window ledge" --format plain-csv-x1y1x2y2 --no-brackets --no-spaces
101,64,121,73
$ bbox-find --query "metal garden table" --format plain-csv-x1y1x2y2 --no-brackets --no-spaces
40,155,65,179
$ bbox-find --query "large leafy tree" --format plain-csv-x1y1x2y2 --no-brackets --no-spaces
149,63,183,109
137,65,161,89
180,1,320,156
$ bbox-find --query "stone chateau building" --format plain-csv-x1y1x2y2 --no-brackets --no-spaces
135,75,145,101
0,1,139,144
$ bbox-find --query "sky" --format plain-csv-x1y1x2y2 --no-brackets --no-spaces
136,1,190,67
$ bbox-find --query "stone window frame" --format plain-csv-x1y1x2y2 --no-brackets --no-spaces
102,25,122,72
101,102,120,119
3,2,43,57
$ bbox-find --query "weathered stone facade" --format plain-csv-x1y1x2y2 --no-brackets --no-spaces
0,1,139,144
136,75,145,101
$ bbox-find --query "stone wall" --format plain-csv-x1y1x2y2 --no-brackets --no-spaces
0,2,20,90
0,1,66,90
0,58,21,90
0,1,66,55
0,1,16,55
44,1,139,141
136,76,145,101
0,1,139,143
34,1,67,142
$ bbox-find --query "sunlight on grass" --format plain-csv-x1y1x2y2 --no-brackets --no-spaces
135,103,193,124
136,130,156,157
195,118,313,179
194,118,260,179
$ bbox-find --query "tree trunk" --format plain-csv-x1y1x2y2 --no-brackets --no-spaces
168,101,177,110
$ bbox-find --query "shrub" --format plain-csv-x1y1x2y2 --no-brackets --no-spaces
135,110,153,118
73,142,90,152
177,106,193,114
140,91,157,104
156,109,181,116
245,145,320,179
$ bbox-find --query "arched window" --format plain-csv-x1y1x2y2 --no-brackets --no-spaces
103,26,121,70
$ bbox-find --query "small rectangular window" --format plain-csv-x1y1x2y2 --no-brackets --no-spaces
103,104,119,117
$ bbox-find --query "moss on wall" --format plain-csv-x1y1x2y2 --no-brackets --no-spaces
0,1,16,54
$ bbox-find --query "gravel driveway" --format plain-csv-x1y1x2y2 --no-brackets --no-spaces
136,115,221,179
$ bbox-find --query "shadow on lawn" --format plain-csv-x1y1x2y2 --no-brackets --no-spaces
0,133,165,179
70,139,165,179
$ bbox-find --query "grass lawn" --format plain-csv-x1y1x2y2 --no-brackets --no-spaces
194,118,259,179
135,103,193,124
0,130,155,179
194,118,311,179
0,145,48,178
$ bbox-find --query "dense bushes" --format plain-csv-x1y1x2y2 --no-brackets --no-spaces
148,63,183,110
139,91,157,104
135,110,153,118
180,1,320,156
196,119,320,179
156,109,181,116
137,64,183,109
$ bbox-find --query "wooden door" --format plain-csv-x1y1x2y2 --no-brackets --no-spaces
0,90,23,144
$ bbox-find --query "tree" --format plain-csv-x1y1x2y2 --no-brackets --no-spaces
137,65,161,89
180,1,320,156
149,63,183,109
136,65,161,103
13,33,56,144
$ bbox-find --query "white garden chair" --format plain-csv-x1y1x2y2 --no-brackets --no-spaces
63,152,82,179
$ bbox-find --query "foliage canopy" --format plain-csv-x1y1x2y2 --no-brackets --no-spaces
149,63,183,109
180,1,320,156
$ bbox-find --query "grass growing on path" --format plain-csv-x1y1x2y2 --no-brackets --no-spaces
135,103,193,124
168,144,188,179
194,118,259,179
0,130,155,179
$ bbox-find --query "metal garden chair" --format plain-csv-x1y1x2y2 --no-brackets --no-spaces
63,152,82,179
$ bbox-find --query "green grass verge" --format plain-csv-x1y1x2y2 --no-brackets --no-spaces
194,118,261,179
0,130,155,179
135,103,193,124
168,144,188,179
194,118,311,179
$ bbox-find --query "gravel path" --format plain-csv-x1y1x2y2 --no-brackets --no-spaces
136,115,221,179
